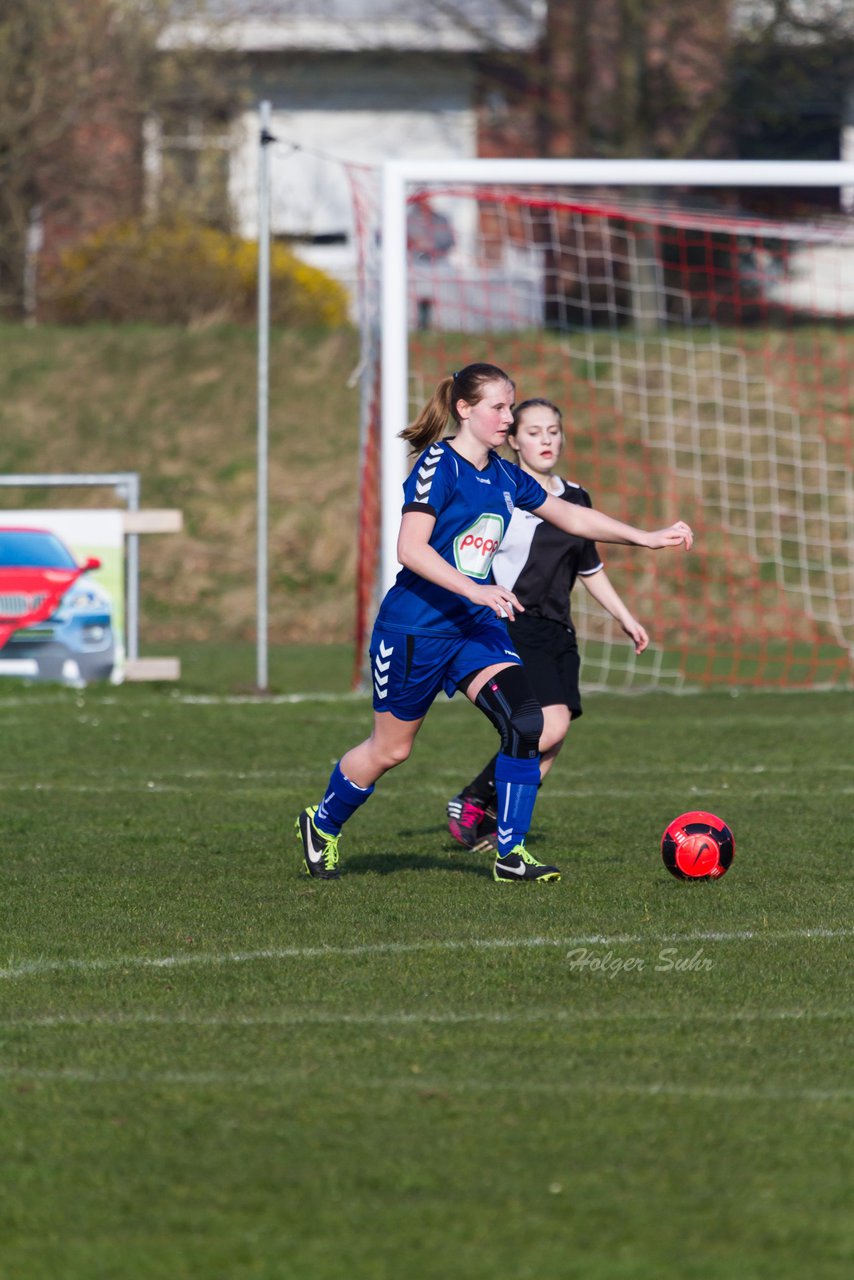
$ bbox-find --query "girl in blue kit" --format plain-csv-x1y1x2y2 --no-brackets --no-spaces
295,362,693,883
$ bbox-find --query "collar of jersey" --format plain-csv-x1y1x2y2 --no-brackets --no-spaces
443,438,496,473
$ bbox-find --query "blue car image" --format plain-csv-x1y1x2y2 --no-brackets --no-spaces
0,527,117,685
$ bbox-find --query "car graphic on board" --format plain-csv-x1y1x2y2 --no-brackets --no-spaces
0,526,116,685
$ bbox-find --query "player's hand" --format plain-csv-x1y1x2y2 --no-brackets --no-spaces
622,618,649,654
646,521,693,551
468,582,524,620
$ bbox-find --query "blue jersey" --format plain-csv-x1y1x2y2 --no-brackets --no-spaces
376,439,548,637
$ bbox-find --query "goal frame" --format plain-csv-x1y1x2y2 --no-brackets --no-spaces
379,157,854,601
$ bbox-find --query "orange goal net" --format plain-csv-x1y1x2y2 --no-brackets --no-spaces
350,162,854,692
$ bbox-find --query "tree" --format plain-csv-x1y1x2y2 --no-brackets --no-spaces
0,0,241,320
422,0,733,160
729,1,854,170
431,0,852,162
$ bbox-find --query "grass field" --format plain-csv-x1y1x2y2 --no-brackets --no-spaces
1,645,852,1279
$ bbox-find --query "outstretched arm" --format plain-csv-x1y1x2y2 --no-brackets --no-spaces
580,568,649,655
533,493,693,551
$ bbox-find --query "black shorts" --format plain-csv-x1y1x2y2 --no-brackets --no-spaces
505,613,583,719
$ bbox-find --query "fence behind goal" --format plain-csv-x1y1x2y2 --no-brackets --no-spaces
348,161,853,693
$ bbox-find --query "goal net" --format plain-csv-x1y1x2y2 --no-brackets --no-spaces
349,160,854,693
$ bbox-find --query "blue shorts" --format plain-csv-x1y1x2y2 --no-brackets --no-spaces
369,619,522,719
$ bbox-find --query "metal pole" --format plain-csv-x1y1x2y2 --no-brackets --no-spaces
256,100,273,691
121,474,141,663
380,162,409,599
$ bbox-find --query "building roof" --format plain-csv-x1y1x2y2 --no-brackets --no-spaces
163,1,544,53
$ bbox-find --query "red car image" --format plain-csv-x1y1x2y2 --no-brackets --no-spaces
0,526,116,684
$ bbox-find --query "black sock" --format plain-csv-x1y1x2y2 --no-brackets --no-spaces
463,755,498,806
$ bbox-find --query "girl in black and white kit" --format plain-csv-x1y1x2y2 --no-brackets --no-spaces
447,397,650,852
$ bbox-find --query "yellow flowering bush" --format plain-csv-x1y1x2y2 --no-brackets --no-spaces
44,219,350,327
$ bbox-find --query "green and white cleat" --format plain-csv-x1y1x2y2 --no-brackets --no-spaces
295,805,341,880
493,844,560,883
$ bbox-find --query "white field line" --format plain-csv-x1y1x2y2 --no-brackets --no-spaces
3,1006,851,1030
2,761,850,777
0,1064,848,1103
0,692,370,708
1,926,851,983
3,785,851,800
7,760,853,781
2,767,852,798
0,688,846,708
163,691,854,709
180,692,369,705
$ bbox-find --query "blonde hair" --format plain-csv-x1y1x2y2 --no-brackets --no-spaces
400,362,514,452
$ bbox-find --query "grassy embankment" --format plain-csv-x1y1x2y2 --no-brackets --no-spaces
0,323,363,658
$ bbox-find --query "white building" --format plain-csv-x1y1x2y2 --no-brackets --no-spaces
157,1,544,290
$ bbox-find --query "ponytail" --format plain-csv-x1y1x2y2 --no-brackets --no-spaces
399,362,514,453
399,376,454,451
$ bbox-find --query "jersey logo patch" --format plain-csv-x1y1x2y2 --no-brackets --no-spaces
454,513,505,580
504,492,514,515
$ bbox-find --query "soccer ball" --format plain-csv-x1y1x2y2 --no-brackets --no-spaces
661,810,735,881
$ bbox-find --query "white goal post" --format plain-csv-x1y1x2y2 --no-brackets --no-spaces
380,158,854,601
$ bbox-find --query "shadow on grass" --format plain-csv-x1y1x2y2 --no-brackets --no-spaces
344,849,493,877
340,823,564,876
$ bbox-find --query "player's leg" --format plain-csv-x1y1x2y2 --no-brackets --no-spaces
448,618,580,848
297,711,423,879
462,661,560,883
448,615,542,847
337,709,424,789
447,753,498,850
539,702,572,779
537,623,582,792
296,627,445,879
449,699,570,845
446,663,506,848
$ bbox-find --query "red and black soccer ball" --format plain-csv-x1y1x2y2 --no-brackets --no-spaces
661,811,735,881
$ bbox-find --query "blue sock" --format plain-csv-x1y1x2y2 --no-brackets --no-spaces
315,762,374,835
494,753,541,857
